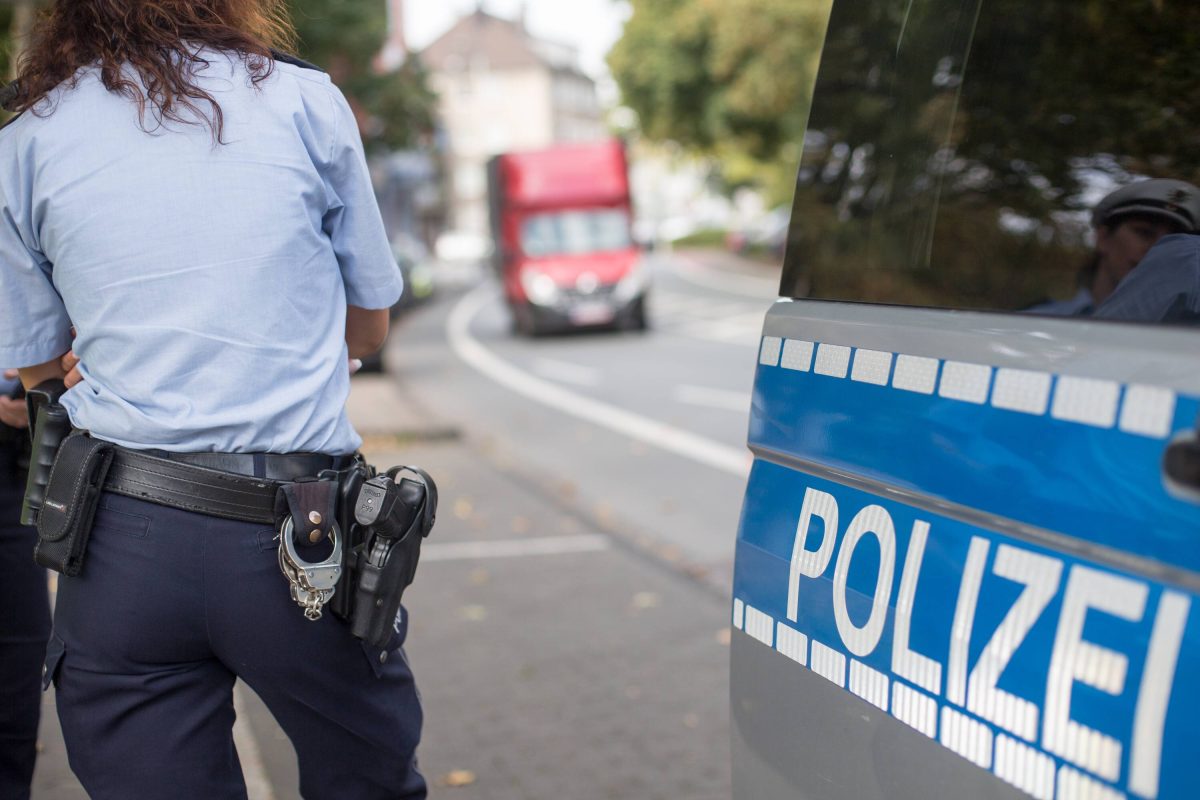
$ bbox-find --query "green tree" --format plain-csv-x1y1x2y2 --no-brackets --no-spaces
608,0,833,203
288,0,437,152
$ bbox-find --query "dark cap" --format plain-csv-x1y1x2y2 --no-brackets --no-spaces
1092,178,1200,233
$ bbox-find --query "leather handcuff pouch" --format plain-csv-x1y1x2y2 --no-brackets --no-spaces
33,431,114,576
274,477,339,547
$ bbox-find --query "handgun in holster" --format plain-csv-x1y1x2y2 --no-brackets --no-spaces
324,456,374,622
20,379,70,527
347,466,438,648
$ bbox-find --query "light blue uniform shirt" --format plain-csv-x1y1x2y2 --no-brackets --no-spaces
0,51,402,453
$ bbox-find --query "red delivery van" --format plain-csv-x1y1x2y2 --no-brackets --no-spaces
487,140,649,335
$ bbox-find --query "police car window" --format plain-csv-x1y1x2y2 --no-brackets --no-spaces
781,0,1200,324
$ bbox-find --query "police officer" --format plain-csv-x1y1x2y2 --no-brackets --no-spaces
0,3,423,798
1032,178,1200,315
0,368,51,800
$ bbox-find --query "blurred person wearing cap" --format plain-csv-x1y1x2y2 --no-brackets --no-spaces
1032,178,1200,315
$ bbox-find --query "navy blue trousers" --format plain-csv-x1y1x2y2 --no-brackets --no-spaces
0,470,51,800
46,491,426,800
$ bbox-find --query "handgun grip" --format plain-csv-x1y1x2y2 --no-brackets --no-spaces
20,400,71,526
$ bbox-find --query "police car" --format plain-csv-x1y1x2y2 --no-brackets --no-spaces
730,2,1200,799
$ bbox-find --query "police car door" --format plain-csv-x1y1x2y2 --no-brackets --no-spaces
730,2,1200,799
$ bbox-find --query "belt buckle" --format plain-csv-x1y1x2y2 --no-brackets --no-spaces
277,517,343,621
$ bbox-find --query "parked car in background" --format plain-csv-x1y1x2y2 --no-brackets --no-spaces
725,205,789,261
488,139,649,335
731,2,1200,799
390,232,435,316
355,234,436,374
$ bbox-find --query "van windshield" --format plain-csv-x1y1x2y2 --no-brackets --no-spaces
521,210,632,257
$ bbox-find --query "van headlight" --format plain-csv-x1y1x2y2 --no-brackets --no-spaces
521,270,560,306
614,259,650,302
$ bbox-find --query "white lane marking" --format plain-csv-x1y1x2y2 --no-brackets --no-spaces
674,384,750,413
655,291,767,348
531,358,601,388
654,293,741,317
423,534,610,562
673,314,764,347
448,285,751,477
233,684,277,800
667,252,780,298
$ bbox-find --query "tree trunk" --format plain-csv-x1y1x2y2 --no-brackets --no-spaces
10,0,35,80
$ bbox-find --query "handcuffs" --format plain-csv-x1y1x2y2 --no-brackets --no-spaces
277,516,343,621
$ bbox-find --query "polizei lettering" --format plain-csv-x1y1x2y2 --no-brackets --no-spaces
785,487,1189,799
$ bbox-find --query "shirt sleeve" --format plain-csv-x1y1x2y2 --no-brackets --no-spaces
0,162,74,368
318,84,404,310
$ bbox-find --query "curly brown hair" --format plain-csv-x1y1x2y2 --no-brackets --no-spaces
11,0,297,141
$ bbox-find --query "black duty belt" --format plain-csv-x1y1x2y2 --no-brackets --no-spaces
105,449,352,525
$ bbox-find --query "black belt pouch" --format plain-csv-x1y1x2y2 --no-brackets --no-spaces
33,432,115,576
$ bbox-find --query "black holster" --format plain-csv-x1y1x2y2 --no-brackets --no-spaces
32,431,114,576
324,456,374,622
21,379,70,527
345,466,438,648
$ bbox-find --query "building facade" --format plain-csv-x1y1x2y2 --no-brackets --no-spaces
420,10,605,236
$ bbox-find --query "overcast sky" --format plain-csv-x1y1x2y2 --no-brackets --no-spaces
404,0,631,80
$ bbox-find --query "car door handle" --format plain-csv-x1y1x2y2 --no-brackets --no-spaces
1163,431,1200,500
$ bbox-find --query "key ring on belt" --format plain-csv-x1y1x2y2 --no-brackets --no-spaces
277,517,343,621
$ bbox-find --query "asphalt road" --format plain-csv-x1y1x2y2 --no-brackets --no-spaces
410,248,777,582
31,248,781,799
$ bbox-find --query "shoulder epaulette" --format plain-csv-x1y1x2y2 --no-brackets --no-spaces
271,51,324,73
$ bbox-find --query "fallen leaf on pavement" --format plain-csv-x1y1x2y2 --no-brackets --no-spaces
440,770,477,788
459,605,488,622
630,591,660,611
454,498,474,520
